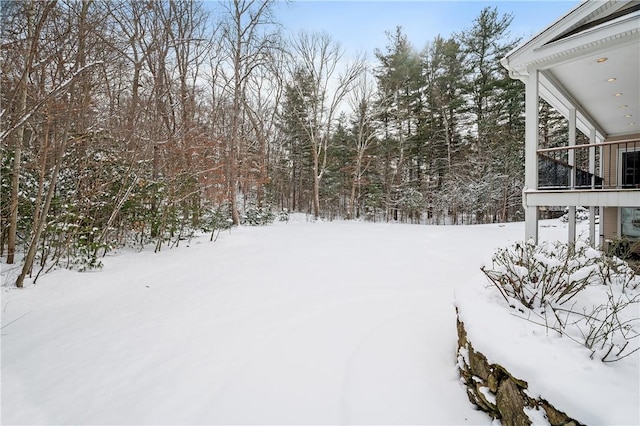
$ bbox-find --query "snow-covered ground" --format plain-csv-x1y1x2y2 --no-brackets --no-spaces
1,216,637,424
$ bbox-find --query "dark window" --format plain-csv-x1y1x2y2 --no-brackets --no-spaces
621,207,640,239
622,151,640,188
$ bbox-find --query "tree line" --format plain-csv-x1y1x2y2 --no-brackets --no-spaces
1,0,549,285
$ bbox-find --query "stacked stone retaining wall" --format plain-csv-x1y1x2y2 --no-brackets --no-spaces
456,312,583,426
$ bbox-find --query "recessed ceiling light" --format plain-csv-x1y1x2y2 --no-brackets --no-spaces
629,123,636,126
607,77,617,82
620,105,629,109
596,57,608,63
615,93,623,97
625,114,633,118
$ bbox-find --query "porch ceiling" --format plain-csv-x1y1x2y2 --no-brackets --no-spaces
502,1,640,140
547,41,639,138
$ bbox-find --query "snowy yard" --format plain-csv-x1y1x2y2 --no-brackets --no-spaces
1,217,637,424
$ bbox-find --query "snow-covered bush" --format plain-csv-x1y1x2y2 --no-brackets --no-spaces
68,241,105,272
201,204,232,233
559,206,590,222
607,239,640,279
1,151,39,242
363,184,384,221
482,240,640,362
40,207,109,273
397,187,424,213
241,206,275,226
278,208,289,222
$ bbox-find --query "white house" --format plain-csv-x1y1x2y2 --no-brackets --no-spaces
501,0,640,249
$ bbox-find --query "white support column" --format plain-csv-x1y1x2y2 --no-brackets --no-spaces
589,128,597,247
568,108,577,244
589,129,596,188
589,206,596,246
568,109,576,189
568,205,577,243
525,206,539,243
599,143,605,248
524,70,539,243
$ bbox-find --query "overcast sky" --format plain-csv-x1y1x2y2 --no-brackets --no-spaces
268,0,581,58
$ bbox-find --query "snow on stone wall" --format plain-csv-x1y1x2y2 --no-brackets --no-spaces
455,312,582,426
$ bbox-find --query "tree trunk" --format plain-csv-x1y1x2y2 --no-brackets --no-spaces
6,87,26,265
15,131,74,288
348,155,362,220
312,148,321,218
6,2,39,264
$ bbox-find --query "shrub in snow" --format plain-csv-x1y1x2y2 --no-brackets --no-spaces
606,237,640,274
481,240,640,362
201,204,232,233
363,183,384,221
70,240,105,272
278,208,289,222
42,210,107,273
2,150,38,239
241,206,275,226
396,187,424,213
559,206,590,222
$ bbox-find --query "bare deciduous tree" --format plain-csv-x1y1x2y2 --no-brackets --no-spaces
2,1,57,265
286,31,365,218
346,69,379,219
219,0,279,225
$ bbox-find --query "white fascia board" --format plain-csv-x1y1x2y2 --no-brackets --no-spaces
533,16,640,69
524,189,640,207
504,15,640,78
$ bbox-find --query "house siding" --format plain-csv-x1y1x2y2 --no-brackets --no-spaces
601,135,640,246
603,207,619,243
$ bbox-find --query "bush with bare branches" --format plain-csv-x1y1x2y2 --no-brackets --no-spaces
482,240,640,362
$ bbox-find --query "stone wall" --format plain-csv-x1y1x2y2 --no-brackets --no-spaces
456,313,583,426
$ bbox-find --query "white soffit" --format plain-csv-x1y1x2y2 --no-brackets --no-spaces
538,72,604,139
547,41,639,137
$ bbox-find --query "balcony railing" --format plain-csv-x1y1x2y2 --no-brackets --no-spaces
537,139,639,190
